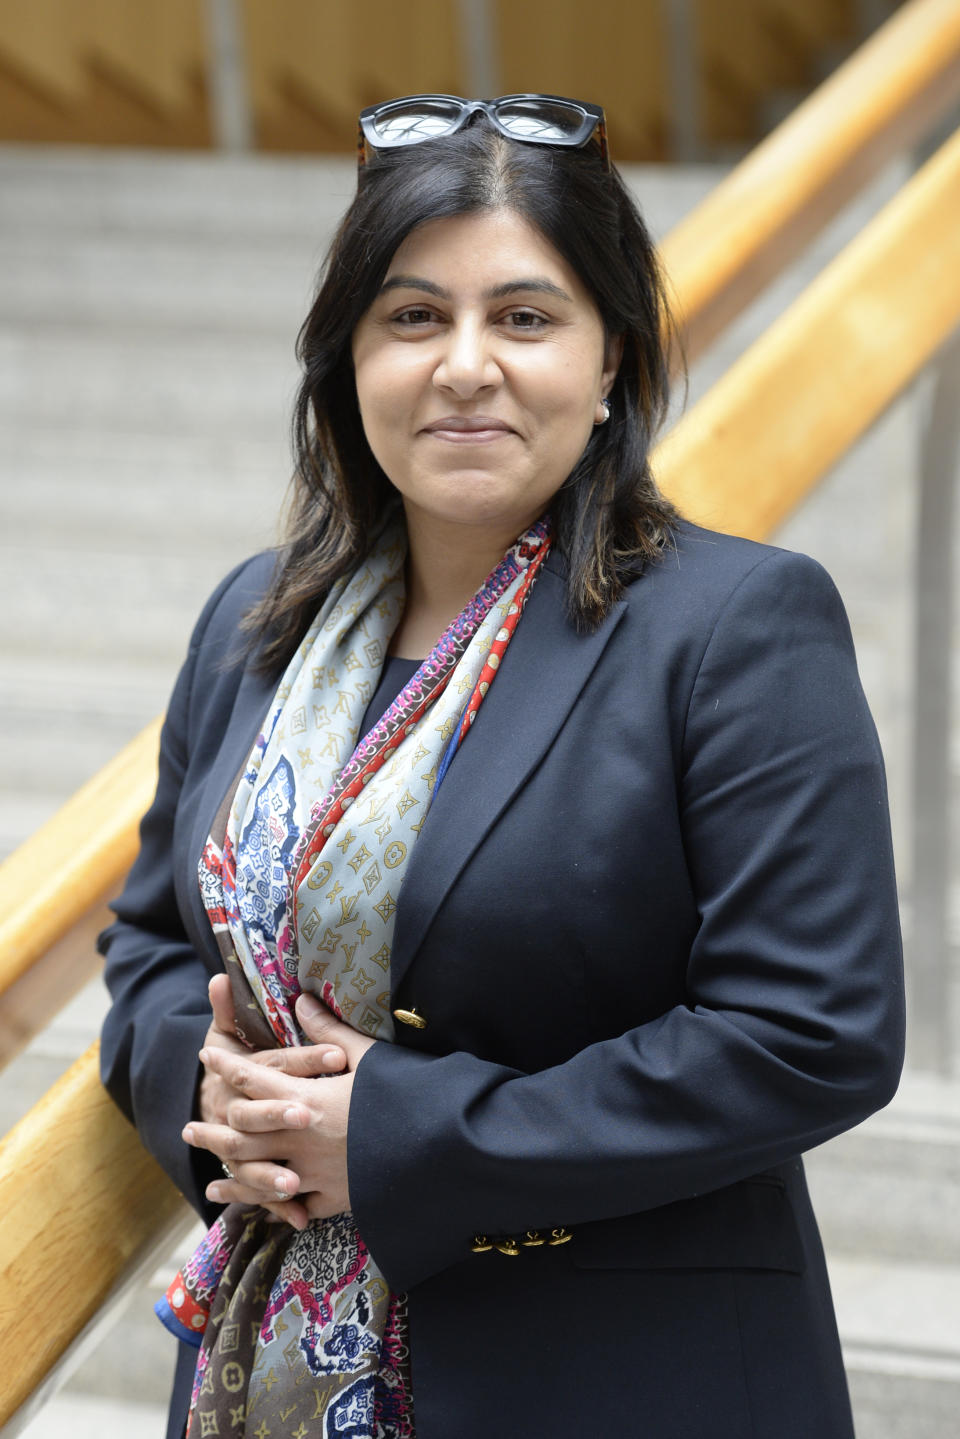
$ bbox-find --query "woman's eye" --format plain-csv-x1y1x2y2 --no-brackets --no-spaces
506,310,548,331
394,307,437,326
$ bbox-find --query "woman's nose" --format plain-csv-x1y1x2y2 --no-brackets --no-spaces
433,321,501,396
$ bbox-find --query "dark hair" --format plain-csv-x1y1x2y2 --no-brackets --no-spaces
246,122,679,669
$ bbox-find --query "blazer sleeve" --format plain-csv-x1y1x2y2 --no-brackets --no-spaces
98,561,254,1219
347,547,906,1293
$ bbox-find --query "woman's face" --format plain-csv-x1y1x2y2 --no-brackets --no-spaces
351,208,620,547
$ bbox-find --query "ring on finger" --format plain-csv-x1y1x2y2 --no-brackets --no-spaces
221,1161,235,1181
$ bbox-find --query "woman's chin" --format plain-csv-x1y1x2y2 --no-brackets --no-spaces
399,493,546,543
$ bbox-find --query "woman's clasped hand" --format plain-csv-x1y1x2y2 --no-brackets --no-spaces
185,978,373,1228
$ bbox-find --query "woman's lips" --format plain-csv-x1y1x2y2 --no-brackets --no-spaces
421,417,515,443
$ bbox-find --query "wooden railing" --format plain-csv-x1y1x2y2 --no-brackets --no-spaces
0,720,162,1070
0,1048,193,1431
658,122,960,534
2,1,960,1428
661,0,960,360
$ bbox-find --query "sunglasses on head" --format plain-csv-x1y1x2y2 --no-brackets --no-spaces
357,93,609,171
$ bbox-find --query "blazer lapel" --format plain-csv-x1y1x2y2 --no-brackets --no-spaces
390,563,627,994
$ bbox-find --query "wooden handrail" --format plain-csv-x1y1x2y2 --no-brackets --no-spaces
2,118,959,1430
661,0,960,362
0,1043,190,1431
0,718,161,1068
655,121,960,534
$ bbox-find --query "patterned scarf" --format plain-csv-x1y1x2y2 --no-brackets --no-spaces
158,515,551,1438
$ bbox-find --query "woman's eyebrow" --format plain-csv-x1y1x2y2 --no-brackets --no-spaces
487,279,572,301
377,275,447,298
376,275,573,302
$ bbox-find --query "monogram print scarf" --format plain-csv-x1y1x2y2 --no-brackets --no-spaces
158,515,551,1438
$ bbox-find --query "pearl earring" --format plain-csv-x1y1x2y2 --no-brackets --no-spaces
595,397,611,425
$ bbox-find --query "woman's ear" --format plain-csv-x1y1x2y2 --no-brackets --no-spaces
601,332,625,396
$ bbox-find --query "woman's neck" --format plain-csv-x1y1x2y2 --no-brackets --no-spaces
388,509,518,659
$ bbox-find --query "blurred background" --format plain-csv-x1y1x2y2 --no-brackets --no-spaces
0,0,901,159
0,2,957,1436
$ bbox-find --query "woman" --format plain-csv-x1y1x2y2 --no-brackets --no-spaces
100,95,905,1439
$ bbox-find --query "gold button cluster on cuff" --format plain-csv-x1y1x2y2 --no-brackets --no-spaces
471,1227,572,1255
393,1007,426,1029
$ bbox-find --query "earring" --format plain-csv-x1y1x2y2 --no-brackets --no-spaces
595,397,611,425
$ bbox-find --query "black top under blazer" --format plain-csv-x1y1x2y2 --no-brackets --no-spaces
100,520,905,1439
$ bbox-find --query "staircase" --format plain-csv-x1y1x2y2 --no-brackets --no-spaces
1,144,956,1439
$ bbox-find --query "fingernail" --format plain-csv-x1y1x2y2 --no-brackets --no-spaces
183,1125,195,1144
282,1106,303,1126
207,1184,223,1202
198,1048,209,1064
274,1181,289,1199
322,1050,341,1068
297,992,321,1018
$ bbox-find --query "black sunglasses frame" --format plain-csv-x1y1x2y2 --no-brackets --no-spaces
357,93,610,172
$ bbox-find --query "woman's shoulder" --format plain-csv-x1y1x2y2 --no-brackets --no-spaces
656,519,833,586
608,521,854,681
186,550,279,660
628,519,843,622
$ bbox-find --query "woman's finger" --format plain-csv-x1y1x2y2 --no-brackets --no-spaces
206,1179,311,1232
295,993,376,1068
208,973,236,1034
206,1156,301,1203
198,1046,298,1100
257,1043,347,1078
182,1119,299,1174
224,1097,310,1133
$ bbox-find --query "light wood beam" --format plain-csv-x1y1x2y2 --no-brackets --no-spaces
0,0,85,103
655,122,960,536
662,0,960,362
88,0,204,114
0,1043,189,1431
0,720,161,1066
496,0,670,158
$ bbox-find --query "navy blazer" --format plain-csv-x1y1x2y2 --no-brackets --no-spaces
100,520,905,1439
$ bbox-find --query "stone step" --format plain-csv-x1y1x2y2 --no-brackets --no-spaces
0,423,281,477
835,1256,960,1439
833,1256,960,1366
0,325,297,437
805,1070,960,1267
1,446,285,552
2,544,257,664
0,147,696,247
0,659,175,802
0,977,113,1138
0,231,325,335
0,147,356,241
847,1369,960,1439
17,1393,168,1439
